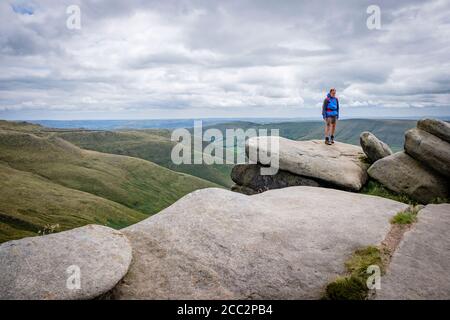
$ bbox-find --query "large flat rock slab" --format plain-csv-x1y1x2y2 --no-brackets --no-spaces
0,225,132,300
377,204,450,300
368,151,449,204
112,187,408,299
246,137,368,191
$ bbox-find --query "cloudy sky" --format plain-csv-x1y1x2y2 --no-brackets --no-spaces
1,0,449,120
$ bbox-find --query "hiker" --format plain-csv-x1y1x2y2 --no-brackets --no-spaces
322,88,339,145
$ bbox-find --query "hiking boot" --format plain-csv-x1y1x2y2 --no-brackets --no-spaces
325,137,331,145
330,135,335,144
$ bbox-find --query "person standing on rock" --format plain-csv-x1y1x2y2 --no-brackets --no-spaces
322,88,339,145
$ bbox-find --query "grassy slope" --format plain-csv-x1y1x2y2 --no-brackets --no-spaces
57,129,234,187
0,163,147,243
0,121,219,243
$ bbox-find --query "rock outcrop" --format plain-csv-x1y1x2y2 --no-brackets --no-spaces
230,183,258,195
112,187,407,299
243,137,368,192
368,152,449,204
368,118,450,203
377,204,450,300
231,164,322,193
404,128,450,178
360,131,392,163
417,118,450,143
0,225,132,300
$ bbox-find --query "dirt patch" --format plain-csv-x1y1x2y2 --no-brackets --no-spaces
379,223,412,269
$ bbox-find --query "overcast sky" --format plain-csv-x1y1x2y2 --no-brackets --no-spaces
1,0,449,120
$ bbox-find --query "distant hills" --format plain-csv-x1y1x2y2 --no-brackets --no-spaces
32,118,281,130
0,121,218,243
32,118,419,151
29,117,448,131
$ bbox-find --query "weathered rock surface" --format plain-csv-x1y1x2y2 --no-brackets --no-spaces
377,204,450,300
231,183,258,195
0,225,132,300
246,137,369,191
404,128,450,178
360,131,392,163
112,187,408,299
231,164,321,193
368,152,449,203
417,118,450,143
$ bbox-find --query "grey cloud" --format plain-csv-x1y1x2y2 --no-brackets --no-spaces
0,0,449,119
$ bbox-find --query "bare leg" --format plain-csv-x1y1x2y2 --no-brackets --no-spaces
329,121,337,144
324,119,332,144
331,123,336,136
324,119,330,139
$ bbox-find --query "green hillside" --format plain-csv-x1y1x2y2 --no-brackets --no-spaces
57,129,234,187
0,163,147,243
0,121,219,243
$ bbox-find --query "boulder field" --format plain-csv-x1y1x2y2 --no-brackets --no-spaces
231,118,449,204
368,118,450,203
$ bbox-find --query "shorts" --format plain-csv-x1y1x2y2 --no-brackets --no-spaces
325,116,337,124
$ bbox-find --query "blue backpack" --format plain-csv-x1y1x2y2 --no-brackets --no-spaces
324,94,339,117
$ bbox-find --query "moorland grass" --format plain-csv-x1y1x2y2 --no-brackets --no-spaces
390,206,420,225
323,246,384,300
360,180,418,205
